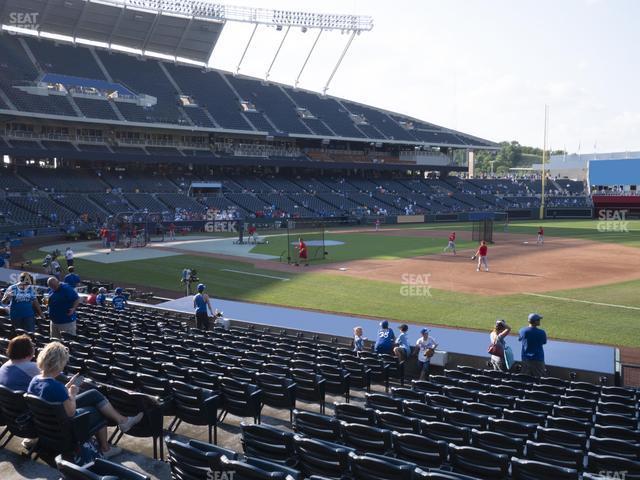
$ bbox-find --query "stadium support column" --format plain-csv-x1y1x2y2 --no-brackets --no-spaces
236,24,259,74
323,30,357,95
468,150,475,178
295,29,323,88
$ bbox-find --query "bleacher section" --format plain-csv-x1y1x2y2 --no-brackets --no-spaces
0,166,592,228
0,303,636,480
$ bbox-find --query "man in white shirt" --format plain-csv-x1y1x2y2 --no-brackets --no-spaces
416,328,438,380
64,247,74,268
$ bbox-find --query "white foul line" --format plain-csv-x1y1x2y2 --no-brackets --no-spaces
523,292,640,311
221,269,290,281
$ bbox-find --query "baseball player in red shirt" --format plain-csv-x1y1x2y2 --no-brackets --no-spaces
295,237,308,266
443,231,456,255
473,240,489,272
537,226,544,245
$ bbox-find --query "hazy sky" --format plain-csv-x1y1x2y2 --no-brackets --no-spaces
211,0,639,153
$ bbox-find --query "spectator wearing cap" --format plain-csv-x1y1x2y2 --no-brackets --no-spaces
111,288,127,311
489,319,512,371
416,328,438,380
518,313,547,377
374,320,395,354
193,283,213,331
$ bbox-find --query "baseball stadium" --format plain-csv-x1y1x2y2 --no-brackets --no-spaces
0,1,639,479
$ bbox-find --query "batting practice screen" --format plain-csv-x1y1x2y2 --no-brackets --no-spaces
286,220,327,264
472,219,494,243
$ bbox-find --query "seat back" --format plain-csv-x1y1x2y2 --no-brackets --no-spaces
392,432,448,469
470,429,525,456
511,457,578,480
255,373,296,409
293,435,353,478
241,423,296,465
292,410,340,442
364,393,403,413
24,393,94,455
375,411,420,434
219,455,299,480
402,401,443,422
0,385,37,438
340,422,393,455
589,436,640,460
536,426,587,450
421,421,470,445
587,452,640,478
525,440,583,471
449,444,509,479
165,435,237,480
334,403,376,425
350,454,416,480
220,377,262,419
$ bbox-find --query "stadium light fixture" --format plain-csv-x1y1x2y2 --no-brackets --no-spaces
103,0,373,31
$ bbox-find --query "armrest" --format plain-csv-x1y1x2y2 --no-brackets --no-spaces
92,459,150,480
247,389,262,403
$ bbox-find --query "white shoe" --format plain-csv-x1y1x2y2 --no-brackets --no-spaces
119,413,143,433
102,445,122,459
476,268,480,272
485,269,489,272
21,438,37,449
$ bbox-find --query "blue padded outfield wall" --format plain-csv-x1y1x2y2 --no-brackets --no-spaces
589,158,640,186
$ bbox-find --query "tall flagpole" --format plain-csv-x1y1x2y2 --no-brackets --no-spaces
540,104,549,220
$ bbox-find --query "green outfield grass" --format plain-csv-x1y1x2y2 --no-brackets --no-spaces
250,231,477,263
24,219,640,347
248,219,640,265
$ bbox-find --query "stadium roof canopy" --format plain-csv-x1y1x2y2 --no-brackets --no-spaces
0,0,373,65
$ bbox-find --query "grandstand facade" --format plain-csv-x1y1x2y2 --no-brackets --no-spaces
0,30,592,235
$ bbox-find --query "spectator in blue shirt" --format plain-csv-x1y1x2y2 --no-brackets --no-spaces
111,287,127,311
374,320,395,354
518,313,547,377
28,342,142,459
47,277,80,338
193,284,213,330
1,272,42,332
0,335,40,391
393,324,411,360
96,287,107,307
63,266,81,289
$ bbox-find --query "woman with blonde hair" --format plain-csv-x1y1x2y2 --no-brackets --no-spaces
1,272,42,332
27,342,142,458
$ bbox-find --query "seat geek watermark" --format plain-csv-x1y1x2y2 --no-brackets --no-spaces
207,472,235,480
400,273,432,297
204,209,238,233
8,12,39,31
597,471,627,480
597,209,630,232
